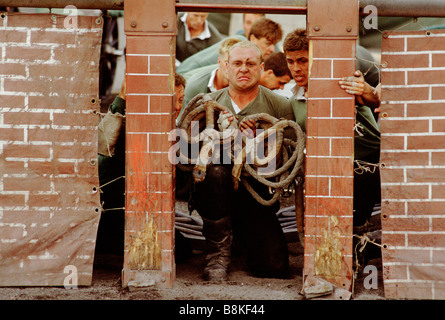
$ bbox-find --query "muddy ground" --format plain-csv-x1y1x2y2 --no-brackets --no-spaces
0,249,384,302
0,198,386,302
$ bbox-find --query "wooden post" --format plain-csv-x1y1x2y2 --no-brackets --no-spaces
122,0,176,288
303,0,358,294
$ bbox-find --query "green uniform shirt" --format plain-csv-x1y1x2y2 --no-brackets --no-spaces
209,86,295,122
209,86,297,140
183,65,217,104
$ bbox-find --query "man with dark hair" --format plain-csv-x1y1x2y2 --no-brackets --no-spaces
259,52,292,91
283,29,381,228
247,18,283,61
282,29,308,55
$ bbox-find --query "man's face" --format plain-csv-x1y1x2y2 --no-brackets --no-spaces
285,49,309,89
174,85,185,118
243,14,263,37
186,12,208,31
227,46,264,92
260,70,291,90
218,52,229,77
249,35,276,60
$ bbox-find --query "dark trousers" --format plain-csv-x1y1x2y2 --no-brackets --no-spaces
353,166,381,227
192,165,290,279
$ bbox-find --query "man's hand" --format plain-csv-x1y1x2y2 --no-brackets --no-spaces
339,70,365,101
217,110,236,130
339,70,380,108
239,118,257,139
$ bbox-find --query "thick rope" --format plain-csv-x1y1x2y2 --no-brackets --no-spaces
176,97,305,206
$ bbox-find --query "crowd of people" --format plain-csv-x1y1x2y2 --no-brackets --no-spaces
98,12,382,282
173,13,382,281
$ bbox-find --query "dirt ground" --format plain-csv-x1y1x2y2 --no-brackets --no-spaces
0,248,385,302
0,198,386,302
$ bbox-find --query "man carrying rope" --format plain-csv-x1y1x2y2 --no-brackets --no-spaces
183,41,298,281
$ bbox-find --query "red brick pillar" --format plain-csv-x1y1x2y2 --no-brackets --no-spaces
122,0,176,288
380,29,445,300
303,0,358,292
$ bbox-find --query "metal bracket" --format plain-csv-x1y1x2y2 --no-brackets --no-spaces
124,0,176,34
307,0,359,38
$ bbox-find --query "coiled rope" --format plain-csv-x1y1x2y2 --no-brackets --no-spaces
175,94,306,206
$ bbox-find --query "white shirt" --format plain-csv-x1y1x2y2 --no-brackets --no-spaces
274,80,295,99
207,67,218,93
230,98,241,114
180,13,211,42
293,85,306,101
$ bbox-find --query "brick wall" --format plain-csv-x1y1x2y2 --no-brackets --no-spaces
304,39,356,291
304,0,358,293
0,13,103,286
122,0,176,288
380,29,445,299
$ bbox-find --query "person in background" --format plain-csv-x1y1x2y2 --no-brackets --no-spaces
176,12,224,63
236,13,265,37
176,18,283,75
96,72,192,262
283,29,381,229
174,73,186,119
174,72,194,204
180,37,242,111
259,51,292,91
247,18,282,61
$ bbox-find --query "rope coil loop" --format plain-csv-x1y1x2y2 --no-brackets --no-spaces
175,96,305,205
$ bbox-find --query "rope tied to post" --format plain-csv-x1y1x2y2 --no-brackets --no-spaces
175,94,306,206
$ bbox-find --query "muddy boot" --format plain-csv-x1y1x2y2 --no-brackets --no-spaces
202,216,232,281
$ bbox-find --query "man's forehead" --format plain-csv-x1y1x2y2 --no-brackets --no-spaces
189,12,207,18
229,47,261,61
262,36,277,44
277,75,291,82
244,13,263,22
286,49,309,59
